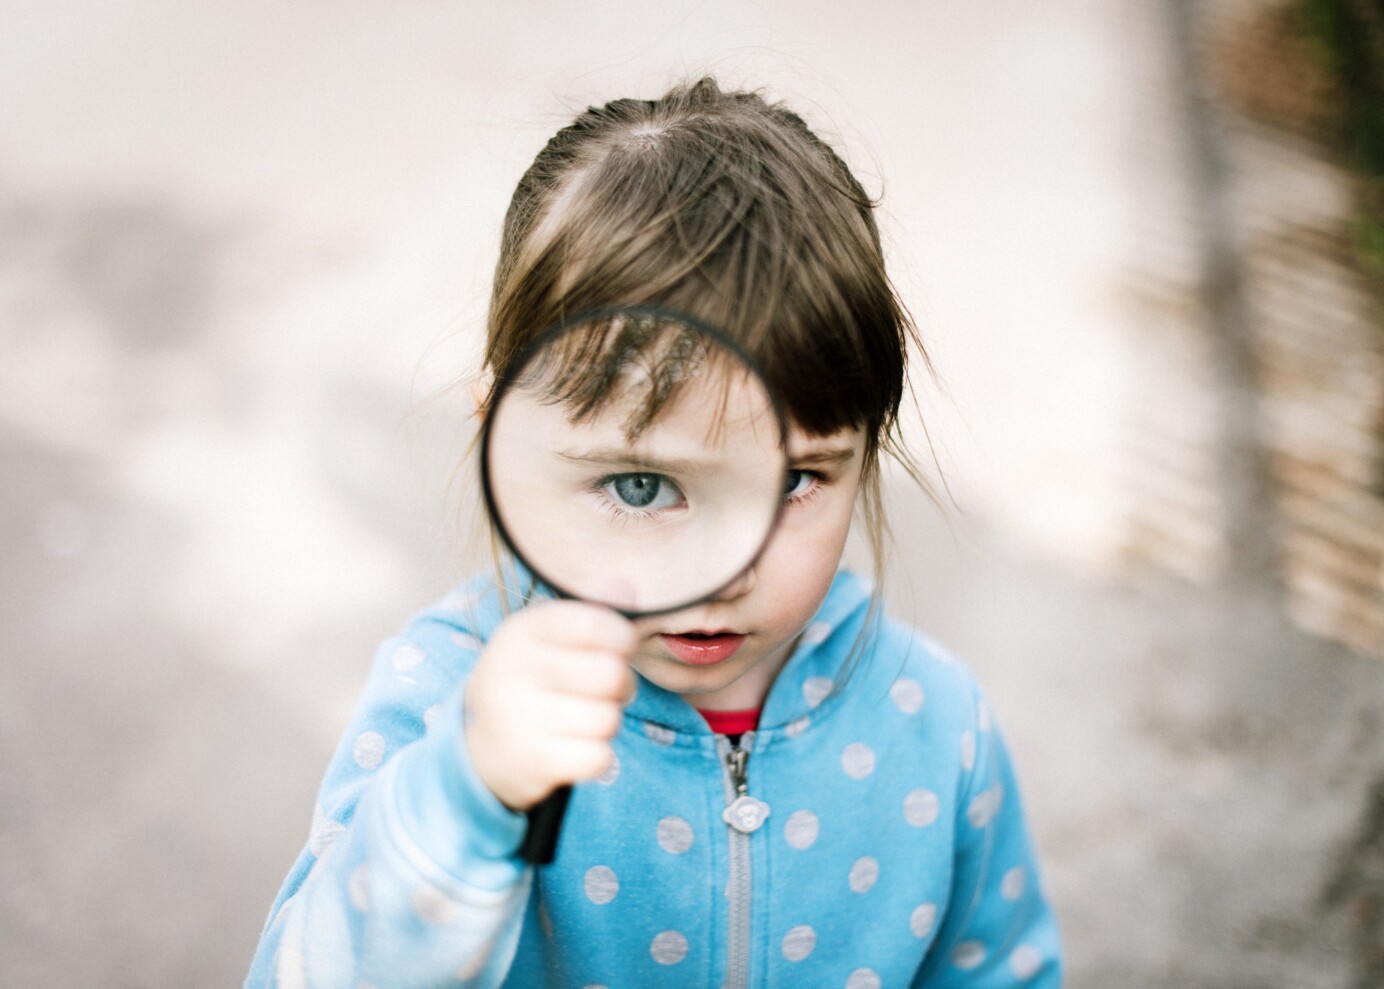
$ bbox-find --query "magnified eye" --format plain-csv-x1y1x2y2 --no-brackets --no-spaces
601,472,684,511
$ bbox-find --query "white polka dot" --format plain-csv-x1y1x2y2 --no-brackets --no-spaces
353,731,385,771
904,788,941,827
644,723,676,746
845,968,881,989
784,810,819,849
441,591,478,612
910,902,938,938
802,676,833,708
781,924,816,961
597,751,621,785
276,944,305,989
960,730,976,772
583,865,619,904
841,742,876,779
456,951,486,981
953,941,986,970
657,816,694,854
967,784,1004,828
650,930,688,965
348,865,370,911
391,644,425,674
802,621,832,645
308,817,345,857
411,885,459,925
890,678,925,714
1000,866,1027,901
450,631,482,651
784,715,810,739
848,856,879,893
423,704,443,729
1010,945,1043,980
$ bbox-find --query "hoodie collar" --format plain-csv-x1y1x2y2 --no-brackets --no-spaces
624,570,877,736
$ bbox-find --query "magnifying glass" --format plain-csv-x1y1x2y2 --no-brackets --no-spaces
479,305,789,862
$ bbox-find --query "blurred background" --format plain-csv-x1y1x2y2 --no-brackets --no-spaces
2,0,1382,986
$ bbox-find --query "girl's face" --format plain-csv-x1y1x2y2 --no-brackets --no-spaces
628,421,867,711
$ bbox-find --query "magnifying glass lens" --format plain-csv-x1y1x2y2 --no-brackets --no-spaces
482,309,786,617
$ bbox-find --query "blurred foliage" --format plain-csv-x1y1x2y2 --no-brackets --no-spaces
1300,0,1384,280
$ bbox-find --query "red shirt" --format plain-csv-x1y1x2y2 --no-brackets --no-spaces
697,708,761,736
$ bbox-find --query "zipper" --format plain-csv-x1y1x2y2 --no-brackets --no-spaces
717,732,769,989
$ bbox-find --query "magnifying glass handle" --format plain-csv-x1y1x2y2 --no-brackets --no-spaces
520,785,572,865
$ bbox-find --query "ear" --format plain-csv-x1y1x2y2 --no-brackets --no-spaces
469,372,494,422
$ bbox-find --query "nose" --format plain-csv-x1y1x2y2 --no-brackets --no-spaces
712,564,756,601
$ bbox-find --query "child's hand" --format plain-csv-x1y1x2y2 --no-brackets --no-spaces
464,600,638,812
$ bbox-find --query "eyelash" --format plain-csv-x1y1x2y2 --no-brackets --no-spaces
785,469,826,506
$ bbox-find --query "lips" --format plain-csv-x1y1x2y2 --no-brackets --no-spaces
658,632,746,666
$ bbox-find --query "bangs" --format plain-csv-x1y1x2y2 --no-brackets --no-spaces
487,81,911,447
506,308,773,446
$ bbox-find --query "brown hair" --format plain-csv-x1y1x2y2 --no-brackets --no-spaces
482,76,934,590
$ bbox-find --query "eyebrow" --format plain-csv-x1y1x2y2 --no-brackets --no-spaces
790,445,858,468
555,449,712,474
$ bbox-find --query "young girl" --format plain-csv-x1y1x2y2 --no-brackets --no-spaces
248,77,1062,988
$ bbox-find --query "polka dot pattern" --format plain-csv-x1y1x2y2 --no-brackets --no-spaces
890,677,925,714
411,885,459,926
597,752,621,786
1000,866,1027,901
450,631,482,652
953,941,986,970
802,621,832,645
583,865,619,905
802,677,833,709
910,902,938,939
422,704,442,730
391,643,425,674
848,856,879,893
784,716,810,739
308,817,344,857
960,730,976,772
840,742,876,779
643,723,675,747
781,924,816,961
845,968,881,989
347,865,370,912
656,816,694,854
1011,945,1043,980
784,810,819,850
353,731,385,771
650,930,688,965
967,785,1004,828
904,788,940,827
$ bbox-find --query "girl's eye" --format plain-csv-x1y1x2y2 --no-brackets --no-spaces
600,472,684,511
784,469,820,502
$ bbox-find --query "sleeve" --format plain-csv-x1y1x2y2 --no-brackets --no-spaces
245,592,533,989
911,686,1063,988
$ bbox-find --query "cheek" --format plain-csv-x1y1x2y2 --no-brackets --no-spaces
755,496,856,628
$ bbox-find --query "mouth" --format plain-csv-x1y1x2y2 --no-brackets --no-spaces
658,631,747,666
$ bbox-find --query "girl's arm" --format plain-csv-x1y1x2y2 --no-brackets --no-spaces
245,603,532,989
911,688,1063,988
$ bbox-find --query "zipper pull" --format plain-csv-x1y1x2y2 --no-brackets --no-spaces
722,741,771,834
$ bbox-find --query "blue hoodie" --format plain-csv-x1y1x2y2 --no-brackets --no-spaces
247,570,1062,988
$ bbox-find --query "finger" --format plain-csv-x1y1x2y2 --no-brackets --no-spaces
540,738,615,786
522,600,639,655
537,694,623,741
535,648,636,701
